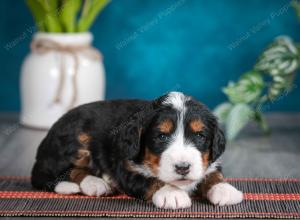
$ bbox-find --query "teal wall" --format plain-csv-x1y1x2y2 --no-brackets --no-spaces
0,0,300,111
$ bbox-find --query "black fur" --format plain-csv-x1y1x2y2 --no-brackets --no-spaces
32,99,153,195
31,93,225,199
211,127,226,162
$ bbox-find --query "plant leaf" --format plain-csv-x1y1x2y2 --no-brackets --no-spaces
223,71,264,104
213,102,233,124
292,0,300,22
77,0,111,32
59,0,82,32
37,0,62,32
25,0,46,31
254,111,270,134
255,36,299,75
226,103,254,140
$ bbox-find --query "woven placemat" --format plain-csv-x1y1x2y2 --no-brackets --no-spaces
0,177,299,218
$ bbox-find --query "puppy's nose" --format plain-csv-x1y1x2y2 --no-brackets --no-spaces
174,162,191,176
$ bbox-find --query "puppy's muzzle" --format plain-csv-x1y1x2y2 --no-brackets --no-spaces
174,162,191,176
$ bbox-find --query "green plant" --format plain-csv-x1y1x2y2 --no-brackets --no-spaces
214,36,299,140
26,0,111,33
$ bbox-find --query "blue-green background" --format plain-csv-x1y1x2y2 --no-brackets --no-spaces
0,0,300,111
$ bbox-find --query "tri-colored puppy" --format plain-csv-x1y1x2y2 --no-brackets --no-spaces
31,92,243,209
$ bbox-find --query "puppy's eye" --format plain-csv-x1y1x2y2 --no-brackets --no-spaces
194,132,205,141
158,133,170,141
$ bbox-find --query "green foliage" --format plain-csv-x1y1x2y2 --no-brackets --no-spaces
225,104,254,141
25,0,111,33
59,0,81,32
213,102,233,124
25,0,46,31
78,0,111,32
255,36,298,100
223,71,264,104
292,0,300,22
214,36,299,140
215,2,300,140
253,111,270,133
37,0,62,32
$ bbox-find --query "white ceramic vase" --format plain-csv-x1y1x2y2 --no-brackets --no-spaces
20,32,105,129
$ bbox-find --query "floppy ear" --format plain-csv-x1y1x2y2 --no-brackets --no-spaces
112,107,155,160
113,119,142,160
211,124,226,162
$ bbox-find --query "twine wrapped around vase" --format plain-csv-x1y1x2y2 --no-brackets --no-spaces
30,39,102,109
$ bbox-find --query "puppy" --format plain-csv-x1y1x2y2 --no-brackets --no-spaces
31,92,243,209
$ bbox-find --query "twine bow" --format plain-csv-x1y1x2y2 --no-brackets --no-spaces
31,39,102,109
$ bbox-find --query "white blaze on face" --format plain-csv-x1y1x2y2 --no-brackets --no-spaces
158,92,204,189
162,92,188,112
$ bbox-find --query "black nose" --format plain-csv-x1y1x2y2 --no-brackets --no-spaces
174,162,191,176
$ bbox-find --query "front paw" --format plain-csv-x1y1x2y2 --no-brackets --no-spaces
152,185,192,209
207,182,243,206
80,175,109,197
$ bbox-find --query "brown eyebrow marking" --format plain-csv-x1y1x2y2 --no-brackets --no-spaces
190,119,204,132
158,119,173,133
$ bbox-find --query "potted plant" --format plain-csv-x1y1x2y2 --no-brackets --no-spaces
21,0,110,129
213,1,300,140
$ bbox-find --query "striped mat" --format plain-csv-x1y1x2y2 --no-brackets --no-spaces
0,177,299,218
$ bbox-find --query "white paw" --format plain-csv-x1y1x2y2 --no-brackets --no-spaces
152,185,192,209
54,181,80,194
80,175,110,197
207,182,243,206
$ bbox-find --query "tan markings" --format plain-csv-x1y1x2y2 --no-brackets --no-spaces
74,132,92,168
202,151,210,169
78,133,91,147
158,119,173,133
124,160,134,172
69,133,93,184
70,168,90,184
123,158,164,200
190,119,204,132
198,171,224,197
143,147,160,175
124,160,141,174
145,180,164,201
73,149,91,168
